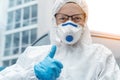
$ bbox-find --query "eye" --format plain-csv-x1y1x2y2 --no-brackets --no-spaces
73,16,82,22
57,16,68,23
59,17,67,20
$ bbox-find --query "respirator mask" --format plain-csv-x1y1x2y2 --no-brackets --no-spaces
56,21,83,45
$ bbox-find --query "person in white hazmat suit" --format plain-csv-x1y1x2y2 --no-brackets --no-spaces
0,0,120,80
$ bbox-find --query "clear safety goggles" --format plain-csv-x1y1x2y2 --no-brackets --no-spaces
55,13,85,23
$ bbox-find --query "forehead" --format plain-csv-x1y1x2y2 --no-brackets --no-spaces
57,3,84,15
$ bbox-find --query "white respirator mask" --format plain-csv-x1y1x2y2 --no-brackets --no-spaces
56,21,83,45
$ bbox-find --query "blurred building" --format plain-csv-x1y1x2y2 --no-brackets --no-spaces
0,0,55,67
1,0,38,67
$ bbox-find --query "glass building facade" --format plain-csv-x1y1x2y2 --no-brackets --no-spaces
3,0,38,67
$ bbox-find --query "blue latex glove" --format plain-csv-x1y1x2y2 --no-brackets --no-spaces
34,45,63,80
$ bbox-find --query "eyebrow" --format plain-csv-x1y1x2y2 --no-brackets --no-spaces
55,13,84,17
66,2,77,4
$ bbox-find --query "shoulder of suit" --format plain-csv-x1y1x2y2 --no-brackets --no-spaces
90,43,113,56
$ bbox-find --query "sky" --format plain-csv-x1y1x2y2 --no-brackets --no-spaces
86,0,120,35
0,0,120,35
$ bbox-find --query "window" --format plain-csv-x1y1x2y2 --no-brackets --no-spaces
31,4,37,18
3,60,10,67
31,4,38,24
15,9,21,22
4,28,37,56
21,32,30,53
11,59,17,65
23,7,30,20
23,7,30,26
23,4,38,26
13,32,20,47
4,34,12,56
22,30,29,46
21,29,37,46
5,34,12,48
8,12,14,24
21,28,37,52
8,0,36,8
9,0,15,7
13,32,20,54
7,11,14,30
4,49,11,56
16,0,22,5
15,9,21,28
7,4,38,29
24,0,36,3
3,59,17,67
24,0,31,3
4,33,20,56
9,0,23,7
31,28,37,43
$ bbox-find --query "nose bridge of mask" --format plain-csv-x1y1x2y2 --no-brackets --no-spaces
61,21,78,28
60,21,81,33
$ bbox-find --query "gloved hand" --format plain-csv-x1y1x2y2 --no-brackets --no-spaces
34,45,63,80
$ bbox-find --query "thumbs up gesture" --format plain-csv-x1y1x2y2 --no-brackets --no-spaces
34,45,63,80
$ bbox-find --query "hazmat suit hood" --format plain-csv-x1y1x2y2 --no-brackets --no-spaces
50,0,92,47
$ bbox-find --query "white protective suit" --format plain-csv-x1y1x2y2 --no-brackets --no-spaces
0,0,120,80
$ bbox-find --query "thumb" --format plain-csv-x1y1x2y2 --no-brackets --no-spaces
48,45,57,58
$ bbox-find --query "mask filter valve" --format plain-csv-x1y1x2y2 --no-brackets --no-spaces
66,35,74,42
